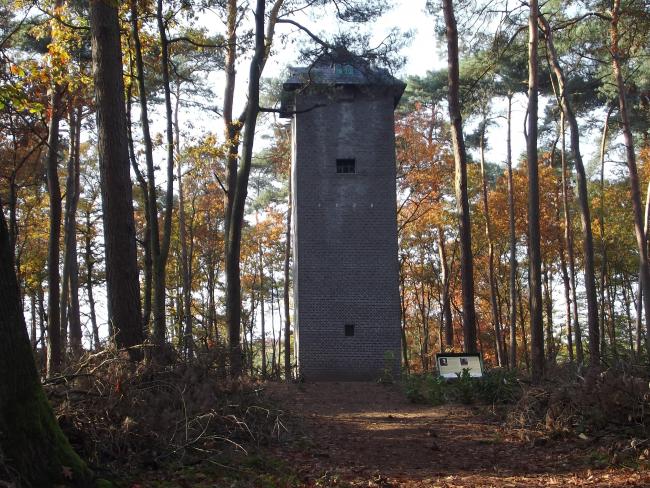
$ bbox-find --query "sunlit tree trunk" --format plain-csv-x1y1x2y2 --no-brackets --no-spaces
506,95,518,369
527,0,544,382
611,0,650,359
175,90,193,361
438,227,453,349
155,0,176,349
84,208,100,351
479,120,504,366
540,14,599,366
442,0,477,353
399,262,411,373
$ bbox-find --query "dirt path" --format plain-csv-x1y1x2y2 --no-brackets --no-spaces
266,382,649,487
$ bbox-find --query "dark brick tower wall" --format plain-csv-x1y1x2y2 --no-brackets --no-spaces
284,64,404,381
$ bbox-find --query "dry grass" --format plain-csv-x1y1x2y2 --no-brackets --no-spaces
44,346,291,480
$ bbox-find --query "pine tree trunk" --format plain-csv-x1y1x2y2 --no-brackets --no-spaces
0,200,92,485
479,122,504,366
438,227,453,349
90,0,143,357
259,242,267,378
442,0,477,353
175,93,193,361
540,14,599,365
507,95,518,368
543,263,554,362
46,84,63,377
155,0,176,350
611,0,650,359
84,210,100,351
527,0,544,382
399,265,411,372
61,104,83,356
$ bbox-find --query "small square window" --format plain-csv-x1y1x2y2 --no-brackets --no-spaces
345,324,355,337
336,158,355,174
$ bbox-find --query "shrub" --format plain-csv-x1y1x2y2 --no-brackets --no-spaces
403,368,522,406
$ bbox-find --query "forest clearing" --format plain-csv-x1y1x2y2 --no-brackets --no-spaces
3,0,650,485
36,371,650,487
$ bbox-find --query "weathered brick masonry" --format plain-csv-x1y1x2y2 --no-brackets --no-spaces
282,59,405,380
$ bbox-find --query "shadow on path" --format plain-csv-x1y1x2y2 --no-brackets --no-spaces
267,381,649,487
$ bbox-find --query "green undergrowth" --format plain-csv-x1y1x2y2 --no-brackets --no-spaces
403,368,523,405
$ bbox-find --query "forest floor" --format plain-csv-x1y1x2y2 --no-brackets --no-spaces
261,381,650,487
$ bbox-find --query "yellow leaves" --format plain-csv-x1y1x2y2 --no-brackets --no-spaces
9,64,25,77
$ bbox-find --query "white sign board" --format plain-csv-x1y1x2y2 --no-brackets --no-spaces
436,353,483,378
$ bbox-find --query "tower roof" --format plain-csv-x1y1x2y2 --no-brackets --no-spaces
280,50,405,117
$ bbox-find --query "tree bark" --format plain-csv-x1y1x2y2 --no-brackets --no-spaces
438,227,453,349
442,0,477,353
527,0,544,382
598,105,614,359
45,83,64,377
154,0,176,348
84,208,100,351
543,263,554,361
506,95,518,368
61,103,83,356
284,175,292,380
0,198,93,485
174,90,193,361
479,120,505,366
611,0,650,359
540,13,600,366
224,0,284,377
90,0,143,358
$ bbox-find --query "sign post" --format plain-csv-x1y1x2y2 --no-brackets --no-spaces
435,352,484,379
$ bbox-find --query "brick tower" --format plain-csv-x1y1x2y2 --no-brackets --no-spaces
281,54,405,380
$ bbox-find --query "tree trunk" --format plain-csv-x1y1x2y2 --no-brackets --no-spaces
543,263,554,362
222,0,242,376
155,0,176,348
0,198,93,485
479,121,504,366
399,264,411,373
284,175,292,380
45,83,63,377
527,0,544,382
61,103,83,356
175,92,193,361
259,241,267,378
438,227,453,349
540,13,600,366
559,231,573,362
130,0,167,347
90,0,143,358
442,0,477,353
125,78,152,335
611,0,650,359
559,113,584,364
506,95,518,369
517,276,531,371
224,0,284,377
30,292,37,350
84,209,100,351
598,105,614,359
